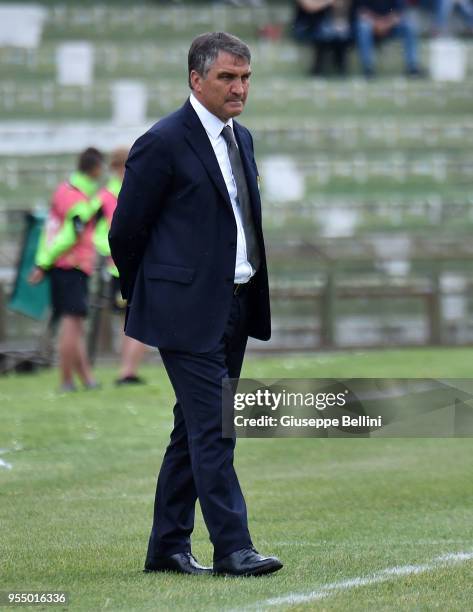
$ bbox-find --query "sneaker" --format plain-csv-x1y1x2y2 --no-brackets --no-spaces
115,375,146,386
59,382,77,393
363,67,376,80
84,381,101,390
406,66,426,78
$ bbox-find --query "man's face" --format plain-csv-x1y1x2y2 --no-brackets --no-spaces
191,51,251,122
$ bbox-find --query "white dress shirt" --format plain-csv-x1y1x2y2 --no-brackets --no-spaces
189,94,254,284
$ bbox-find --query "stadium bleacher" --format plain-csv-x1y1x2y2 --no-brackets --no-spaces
1,1,473,350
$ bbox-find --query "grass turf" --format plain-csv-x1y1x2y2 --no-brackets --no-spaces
1,347,473,610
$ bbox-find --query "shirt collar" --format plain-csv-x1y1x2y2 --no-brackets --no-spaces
189,94,233,140
69,171,98,198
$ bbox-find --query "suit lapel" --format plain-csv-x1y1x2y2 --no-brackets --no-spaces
182,99,262,225
233,122,262,226
182,100,232,210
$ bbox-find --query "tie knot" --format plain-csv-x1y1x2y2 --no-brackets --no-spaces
221,125,235,147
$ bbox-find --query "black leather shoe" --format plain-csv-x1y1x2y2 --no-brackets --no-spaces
144,552,212,575
213,547,283,577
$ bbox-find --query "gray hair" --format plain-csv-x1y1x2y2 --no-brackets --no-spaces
188,32,251,88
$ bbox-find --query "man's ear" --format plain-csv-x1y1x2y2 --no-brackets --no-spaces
190,70,203,93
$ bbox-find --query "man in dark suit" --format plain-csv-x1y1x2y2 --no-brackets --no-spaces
109,32,283,577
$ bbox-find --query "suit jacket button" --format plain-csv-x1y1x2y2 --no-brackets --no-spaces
230,242,236,247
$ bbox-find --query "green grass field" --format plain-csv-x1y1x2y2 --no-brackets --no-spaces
1,348,473,611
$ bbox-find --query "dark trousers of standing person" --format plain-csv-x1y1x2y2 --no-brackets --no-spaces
145,288,253,564
312,38,350,75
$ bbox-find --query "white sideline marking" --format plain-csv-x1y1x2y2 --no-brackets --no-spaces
269,539,470,547
0,458,12,470
237,551,473,610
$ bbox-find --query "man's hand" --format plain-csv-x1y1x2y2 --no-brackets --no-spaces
375,14,400,36
372,18,391,36
28,266,45,284
299,0,335,13
361,10,401,37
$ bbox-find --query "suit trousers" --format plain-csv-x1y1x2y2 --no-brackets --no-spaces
145,289,253,563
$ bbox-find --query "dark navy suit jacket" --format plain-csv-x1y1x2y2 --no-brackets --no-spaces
109,98,271,352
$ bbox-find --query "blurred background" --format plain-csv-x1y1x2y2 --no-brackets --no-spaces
1,0,472,370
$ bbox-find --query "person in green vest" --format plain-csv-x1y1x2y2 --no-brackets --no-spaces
95,147,148,385
29,147,105,392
